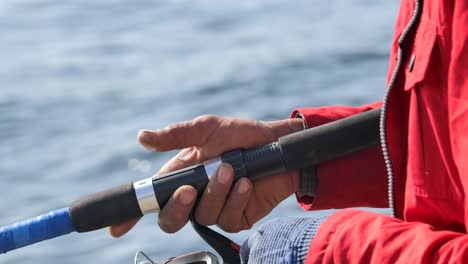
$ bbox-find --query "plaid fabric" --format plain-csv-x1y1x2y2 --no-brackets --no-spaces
240,214,332,263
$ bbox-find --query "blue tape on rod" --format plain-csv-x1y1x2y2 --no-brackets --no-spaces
0,207,75,254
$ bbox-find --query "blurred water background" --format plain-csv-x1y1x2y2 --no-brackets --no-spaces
0,0,398,263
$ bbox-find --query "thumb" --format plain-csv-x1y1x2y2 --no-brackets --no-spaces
157,147,205,175
138,116,221,152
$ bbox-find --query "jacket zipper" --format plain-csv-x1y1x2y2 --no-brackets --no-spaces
380,0,422,217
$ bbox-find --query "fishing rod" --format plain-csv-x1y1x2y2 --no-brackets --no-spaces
0,107,381,261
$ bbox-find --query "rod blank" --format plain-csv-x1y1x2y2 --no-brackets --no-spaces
0,208,74,254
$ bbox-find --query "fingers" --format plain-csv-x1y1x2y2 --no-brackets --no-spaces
194,164,253,233
158,163,252,234
157,147,203,175
194,164,234,225
138,115,221,152
158,185,198,233
217,178,252,232
109,217,141,238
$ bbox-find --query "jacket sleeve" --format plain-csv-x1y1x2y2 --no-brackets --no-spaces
291,101,388,210
306,209,468,263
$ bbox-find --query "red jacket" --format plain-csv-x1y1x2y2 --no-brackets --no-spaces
293,0,468,262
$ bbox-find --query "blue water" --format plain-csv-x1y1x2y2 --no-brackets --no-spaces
0,1,398,263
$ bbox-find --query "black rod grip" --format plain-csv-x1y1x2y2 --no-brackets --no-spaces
243,142,285,180
221,143,285,182
153,165,209,209
70,183,143,232
279,108,381,170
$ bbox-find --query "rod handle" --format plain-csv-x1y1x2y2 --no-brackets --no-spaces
70,183,143,232
279,108,381,170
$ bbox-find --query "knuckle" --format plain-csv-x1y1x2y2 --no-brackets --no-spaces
217,215,242,233
157,197,191,234
158,217,185,234
176,147,199,163
165,121,185,131
158,218,176,234
243,217,254,230
193,115,219,128
220,223,241,233
205,182,225,196
195,213,216,226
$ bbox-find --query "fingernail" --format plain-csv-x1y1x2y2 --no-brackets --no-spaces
138,129,152,138
237,179,250,194
138,130,158,144
217,165,232,185
139,129,155,135
178,188,195,205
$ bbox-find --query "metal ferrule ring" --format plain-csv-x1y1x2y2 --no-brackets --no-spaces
203,157,222,179
133,177,160,214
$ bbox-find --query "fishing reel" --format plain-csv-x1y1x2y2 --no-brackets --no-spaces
134,216,240,264
135,250,219,264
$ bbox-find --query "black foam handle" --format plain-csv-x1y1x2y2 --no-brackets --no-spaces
243,142,285,180
279,108,381,170
70,183,143,233
153,164,209,209
221,143,285,182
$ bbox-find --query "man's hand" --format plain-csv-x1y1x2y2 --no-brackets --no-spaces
109,115,304,237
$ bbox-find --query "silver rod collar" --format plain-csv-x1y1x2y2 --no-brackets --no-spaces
133,177,159,214
203,157,222,179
